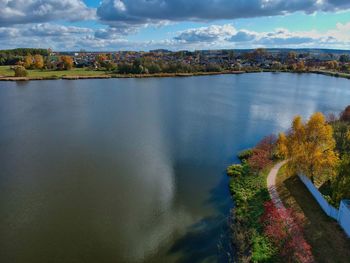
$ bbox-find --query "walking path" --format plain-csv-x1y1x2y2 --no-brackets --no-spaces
267,161,288,210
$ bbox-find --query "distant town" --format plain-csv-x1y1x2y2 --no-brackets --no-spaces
1,48,350,79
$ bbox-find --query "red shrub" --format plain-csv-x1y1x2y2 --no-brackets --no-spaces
248,149,272,172
256,134,277,156
248,135,276,172
261,201,314,263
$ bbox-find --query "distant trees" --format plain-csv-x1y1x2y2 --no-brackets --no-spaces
277,113,339,185
0,48,49,65
23,55,33,69
339,54,350,63
287,51,297,62
22,54,44,69
59,56,74,70
34,54,44,69
326,60,339,70
296,61,306,71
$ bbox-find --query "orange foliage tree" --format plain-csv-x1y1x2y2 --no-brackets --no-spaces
60,56,74,70
34,54,44,69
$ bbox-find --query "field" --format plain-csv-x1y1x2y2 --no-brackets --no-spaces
0,65,108,78
276,165,350,263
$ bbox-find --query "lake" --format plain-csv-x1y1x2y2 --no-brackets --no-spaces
0,73,349,263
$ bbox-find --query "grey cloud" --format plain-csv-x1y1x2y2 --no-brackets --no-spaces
229,31,257,42
0,0,95,26
97,0,350,26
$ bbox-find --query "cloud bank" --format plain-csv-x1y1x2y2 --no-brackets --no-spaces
172,23,350,50
97,0,350,26
0,0,349,50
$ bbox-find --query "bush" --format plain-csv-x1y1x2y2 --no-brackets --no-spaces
238,148,253,161
13,66,28,77
251,235,277,262
227,161,250,177
261,201,314,263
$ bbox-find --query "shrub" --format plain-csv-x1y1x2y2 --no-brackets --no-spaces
261,201,314,263
256,135,277,158
13,66,28,77
248,149,273,172
227,161,250,177
238,149,253,161
251,235,277,262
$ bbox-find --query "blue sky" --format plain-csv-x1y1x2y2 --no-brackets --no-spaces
0,0,350,51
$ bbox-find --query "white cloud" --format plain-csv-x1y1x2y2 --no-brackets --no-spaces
175,25,236,43
169,23,350,50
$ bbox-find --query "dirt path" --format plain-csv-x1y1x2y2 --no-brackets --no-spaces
267,161,288,209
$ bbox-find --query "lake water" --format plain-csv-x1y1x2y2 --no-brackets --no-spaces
0,73,349,263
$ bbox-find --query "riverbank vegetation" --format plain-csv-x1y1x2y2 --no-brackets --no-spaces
229,107,350,262
227,136,312,262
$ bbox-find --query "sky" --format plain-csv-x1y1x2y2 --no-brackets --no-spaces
0,0,350,51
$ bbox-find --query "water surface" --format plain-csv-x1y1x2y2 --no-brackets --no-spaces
0,73,349,262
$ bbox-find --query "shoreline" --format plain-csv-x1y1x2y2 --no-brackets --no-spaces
0,69,349,81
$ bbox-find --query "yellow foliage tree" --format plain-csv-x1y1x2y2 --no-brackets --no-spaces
276,132,288,158
23,55,33,69
34,54,44,69
278,113,339,185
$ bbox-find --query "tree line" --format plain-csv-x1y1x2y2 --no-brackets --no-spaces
0,48,49,65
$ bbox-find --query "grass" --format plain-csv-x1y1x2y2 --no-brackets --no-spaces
0,65,109,78
276,165,350,263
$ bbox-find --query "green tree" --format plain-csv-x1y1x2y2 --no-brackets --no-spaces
333,155,350,203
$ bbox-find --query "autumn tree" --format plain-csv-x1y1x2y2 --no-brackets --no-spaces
23,55,33,69
33,54,44,69
340,105,350,122
277,113,339,185
296,61,305,71
326,60,339,70
96,54,107,64
60,56,74,70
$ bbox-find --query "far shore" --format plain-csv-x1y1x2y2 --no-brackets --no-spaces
0,69,349,81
